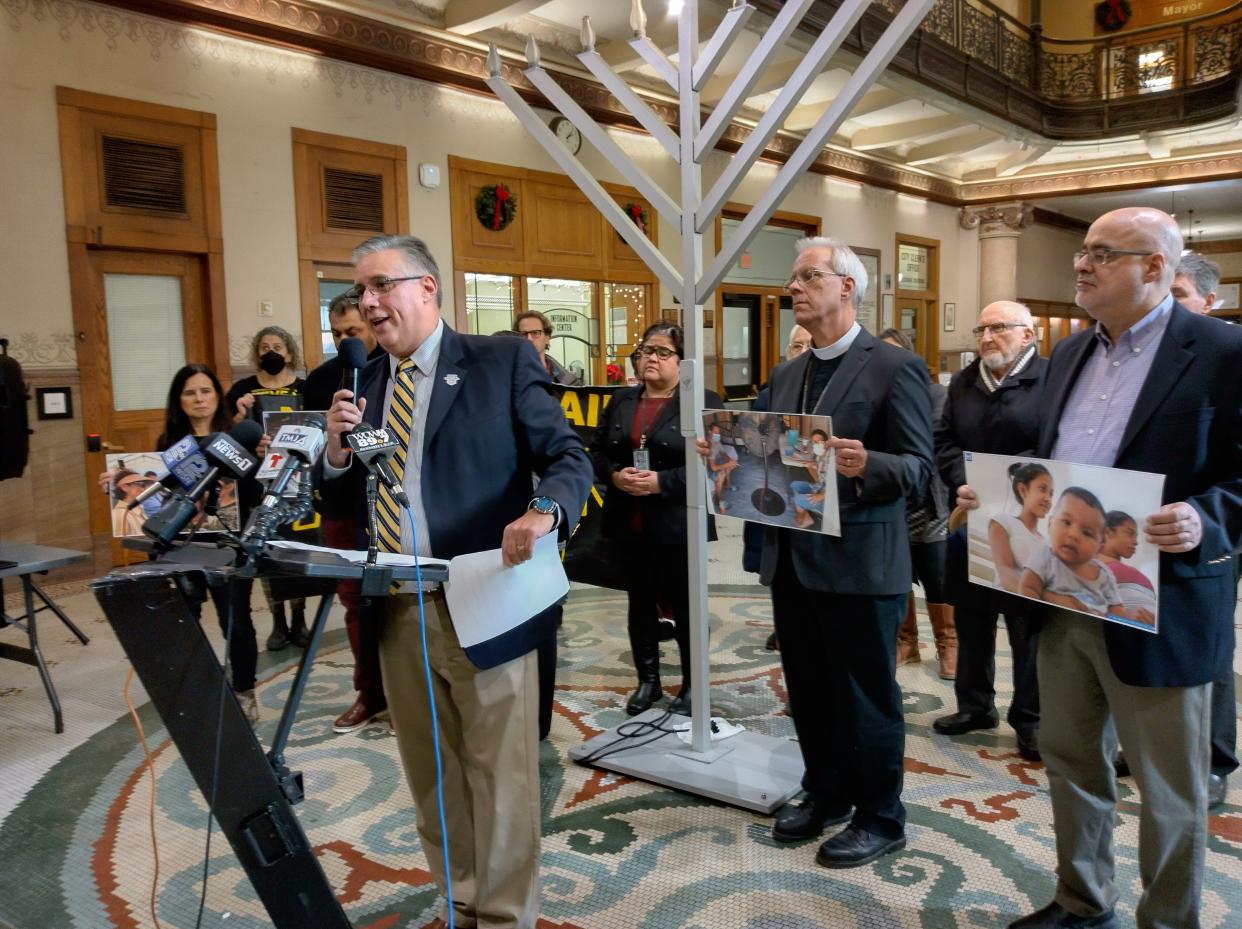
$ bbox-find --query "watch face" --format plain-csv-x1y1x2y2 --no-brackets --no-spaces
551,117,581,155
533,497,556,514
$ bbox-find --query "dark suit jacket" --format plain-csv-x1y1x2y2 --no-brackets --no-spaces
324,326,593,666
759,328,934,595
590,386,722,545
935,353,1048,611
1037,304,1242,687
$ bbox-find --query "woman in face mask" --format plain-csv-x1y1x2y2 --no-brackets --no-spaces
225,325,312,652
227,325,303,424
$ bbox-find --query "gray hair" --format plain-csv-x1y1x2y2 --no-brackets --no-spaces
1175,252,1221,299
794,235,868,309
352,234,443,308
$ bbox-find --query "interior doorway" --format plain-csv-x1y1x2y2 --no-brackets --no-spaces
894,234,940,372
717,287,790,401
77,250,210,564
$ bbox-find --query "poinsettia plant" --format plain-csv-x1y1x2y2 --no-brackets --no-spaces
606,363,623,384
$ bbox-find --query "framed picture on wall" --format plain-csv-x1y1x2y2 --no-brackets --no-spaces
944,302,956,332
851,246,881,334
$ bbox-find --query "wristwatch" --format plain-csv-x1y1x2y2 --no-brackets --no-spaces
528,495,561,527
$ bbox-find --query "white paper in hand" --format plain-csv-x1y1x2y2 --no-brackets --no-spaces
444,533,567,648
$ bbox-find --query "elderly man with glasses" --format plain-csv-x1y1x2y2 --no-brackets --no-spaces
932,301,1047,762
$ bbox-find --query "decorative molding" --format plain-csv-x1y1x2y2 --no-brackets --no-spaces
961,153,1242,203
959,202,1033,233
3,332,78,367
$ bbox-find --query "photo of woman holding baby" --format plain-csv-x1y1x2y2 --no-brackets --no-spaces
987,462,1052,592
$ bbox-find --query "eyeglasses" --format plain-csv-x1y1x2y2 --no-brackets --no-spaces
518,328,550,339
782,268,846,292
636,346,678,360
971,322,1027,338
1073,247,1155,266
344,276,424,301
788,341,808,352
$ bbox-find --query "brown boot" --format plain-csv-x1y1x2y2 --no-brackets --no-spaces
895,595,921,666
927,602,957,680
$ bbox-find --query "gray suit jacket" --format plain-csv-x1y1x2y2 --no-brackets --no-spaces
759,328,934,596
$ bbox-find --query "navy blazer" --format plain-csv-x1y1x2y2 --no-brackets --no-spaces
323,326,594,666
1036,303,1242,687
759,328,934,595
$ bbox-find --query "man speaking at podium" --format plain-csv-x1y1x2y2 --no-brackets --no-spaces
323,234,592,929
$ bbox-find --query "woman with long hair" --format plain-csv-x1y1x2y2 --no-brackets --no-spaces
590,322,720,716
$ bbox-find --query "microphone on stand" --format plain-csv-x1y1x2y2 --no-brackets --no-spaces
239,414,328,550
346,423,409,508
126,435,209,510
142,421,264,551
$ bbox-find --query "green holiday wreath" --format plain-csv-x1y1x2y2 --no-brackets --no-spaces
476,183,517,231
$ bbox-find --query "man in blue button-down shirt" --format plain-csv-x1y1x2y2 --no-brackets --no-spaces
962,207,1242,929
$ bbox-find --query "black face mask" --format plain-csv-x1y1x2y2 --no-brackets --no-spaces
259,351,287,375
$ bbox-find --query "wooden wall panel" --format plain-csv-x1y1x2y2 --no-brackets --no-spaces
451,168,527,275
527,183,602,272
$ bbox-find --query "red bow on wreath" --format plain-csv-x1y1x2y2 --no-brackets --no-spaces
492,184,510,231
1096,0,1131,31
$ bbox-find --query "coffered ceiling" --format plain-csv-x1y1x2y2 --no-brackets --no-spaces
156,0,1242,236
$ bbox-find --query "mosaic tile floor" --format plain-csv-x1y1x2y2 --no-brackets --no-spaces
1,571,1239,929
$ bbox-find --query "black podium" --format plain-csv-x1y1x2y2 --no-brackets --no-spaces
93,544,447,929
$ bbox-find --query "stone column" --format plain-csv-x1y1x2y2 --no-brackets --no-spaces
960,202,1033,308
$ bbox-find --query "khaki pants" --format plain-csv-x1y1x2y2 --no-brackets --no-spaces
379,591,541,929
1038,611,1210,929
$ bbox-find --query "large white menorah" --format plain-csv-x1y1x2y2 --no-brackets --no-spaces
486,0,934,806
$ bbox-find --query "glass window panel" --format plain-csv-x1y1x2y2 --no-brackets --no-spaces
603,283,646,385
528,278,596,384
779,298,796,359
720,219,805,287
720,292,759,397
318,277,354,359
463,273,517,336
104,274,185,411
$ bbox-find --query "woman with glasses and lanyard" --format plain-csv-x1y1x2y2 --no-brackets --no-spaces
590,322,720,716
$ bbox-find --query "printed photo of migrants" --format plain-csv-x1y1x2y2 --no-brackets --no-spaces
702,409,839,536
962,451,1165,633
106,451,241,539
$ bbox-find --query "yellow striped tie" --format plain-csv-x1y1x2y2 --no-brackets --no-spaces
375,357,415,553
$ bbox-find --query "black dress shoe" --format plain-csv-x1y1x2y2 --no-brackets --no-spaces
1208,773,1227,810
771,797,851,842
1016,730,1041,762
668,684,691,716
815,825,905,868
1007,901,1118,928
933,709,1000,735
765,631,779,651
625,681,662,716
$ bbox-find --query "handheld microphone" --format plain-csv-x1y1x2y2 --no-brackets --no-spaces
338,337,368,448
142,420,264,550
346,423,410,508
240,414,327,549
126,435,209,510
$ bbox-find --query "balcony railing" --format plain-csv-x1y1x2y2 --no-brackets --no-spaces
872,0,1242,102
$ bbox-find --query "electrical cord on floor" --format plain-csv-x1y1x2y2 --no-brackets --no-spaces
402,505,455,929
195,579,236,929
123,667,165,929
577,709,681,766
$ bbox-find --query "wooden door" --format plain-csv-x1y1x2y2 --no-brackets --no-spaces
77,250,208,563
